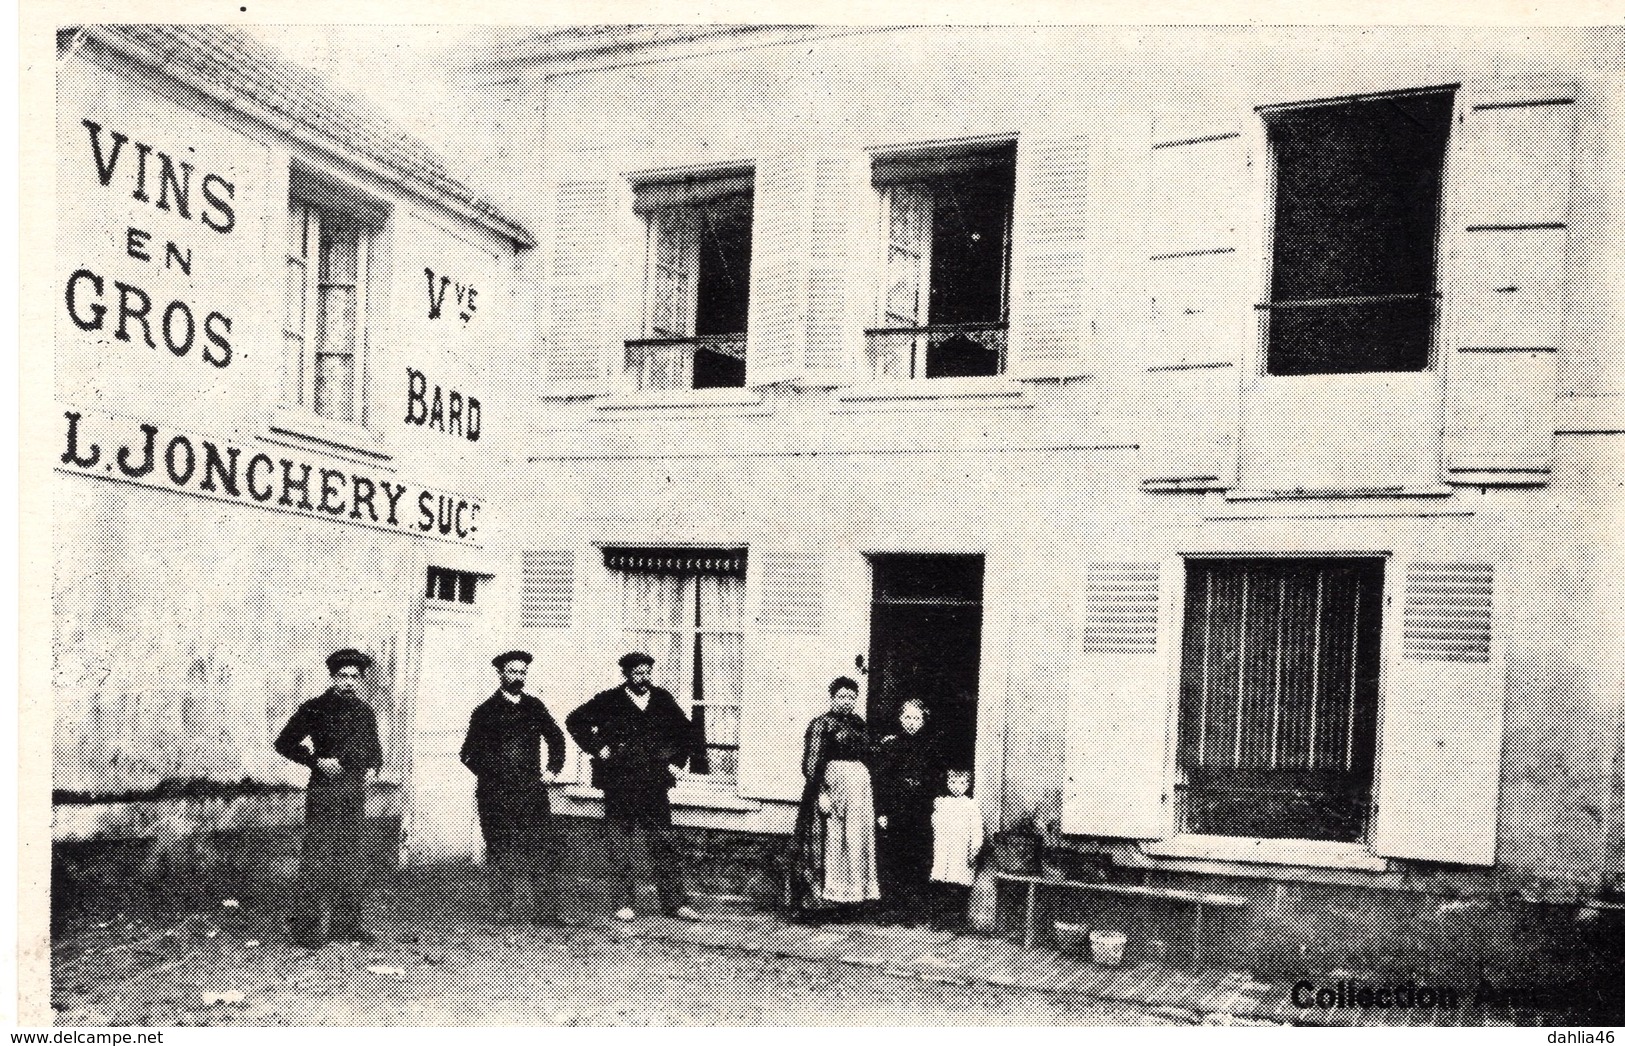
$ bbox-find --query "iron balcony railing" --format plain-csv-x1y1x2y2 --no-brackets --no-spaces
864,322,1008,380
624,333,748,392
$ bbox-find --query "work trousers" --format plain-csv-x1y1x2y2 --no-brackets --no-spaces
291,775,370,942
607,814,690,915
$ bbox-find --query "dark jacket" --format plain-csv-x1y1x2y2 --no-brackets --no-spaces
872,729,942,823
461,690,566,862
274,689,383,782
565,685,697,820
460,691,567,788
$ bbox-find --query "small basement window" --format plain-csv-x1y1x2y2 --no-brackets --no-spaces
1262,89,1455,376
426,566,481,605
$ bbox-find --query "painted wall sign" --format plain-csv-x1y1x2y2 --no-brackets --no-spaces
64,120,237,368
58,407,484,544
403,368,481,442
424,268,477,323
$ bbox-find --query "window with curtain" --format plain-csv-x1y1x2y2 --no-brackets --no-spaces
628,173,754,391
285,169,381,424
868,141,1015,379
1176,558,1384,842
608,548,746,786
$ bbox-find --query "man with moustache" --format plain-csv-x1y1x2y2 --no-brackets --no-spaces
274,648,383,948
460,650,569,925
566,652,703,922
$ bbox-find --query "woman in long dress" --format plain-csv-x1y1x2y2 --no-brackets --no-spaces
785,676,881,920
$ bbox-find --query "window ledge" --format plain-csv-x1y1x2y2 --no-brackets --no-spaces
558,783,763,813
1140,834,1390,872
538,382,612,402
836,377,1028,404
267,407,393,465
1224,485,1454,503
596,387,766,411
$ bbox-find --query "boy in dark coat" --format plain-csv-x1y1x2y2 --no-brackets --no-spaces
565,651,703,921
460,651,568,924
274,648,383,948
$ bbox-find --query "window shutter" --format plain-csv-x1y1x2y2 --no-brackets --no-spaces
746,153,810,385
1139,117,1251,492
552,557,623,784
1373,561,1506,865
1062,560,1176,838
1441,81,1579,487
1009,135,1093,378
548,180,616,386
519,551,574,630
806,155,866,375
738,551,830,801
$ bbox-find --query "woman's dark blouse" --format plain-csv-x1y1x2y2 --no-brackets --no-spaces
802,711,870,778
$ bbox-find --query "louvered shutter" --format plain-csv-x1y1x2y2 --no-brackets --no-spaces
805,155,866,376
544,549,621,784
548,180,614,385
1139,117,1252,491
1441,81,1579,487
1009,136,1093,378
738,550,850,802
746,154,810,385
1062,559,1177,838
519,551,574,630
1373,560,1506,865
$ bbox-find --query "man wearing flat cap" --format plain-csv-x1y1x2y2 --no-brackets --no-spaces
566,652,703,921
460,650,569,925
274,648,384,947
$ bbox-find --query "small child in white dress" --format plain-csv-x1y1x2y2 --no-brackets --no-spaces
929,769,984,930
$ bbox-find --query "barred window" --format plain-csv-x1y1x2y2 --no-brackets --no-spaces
1261,89,1454,375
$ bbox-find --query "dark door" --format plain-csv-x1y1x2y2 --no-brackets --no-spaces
867,555,984,773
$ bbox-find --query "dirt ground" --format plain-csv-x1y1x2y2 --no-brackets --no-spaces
51,889,1175,1026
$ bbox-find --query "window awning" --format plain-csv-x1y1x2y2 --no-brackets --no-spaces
632,173,755,215
601,545,747,577
871,143,1016,187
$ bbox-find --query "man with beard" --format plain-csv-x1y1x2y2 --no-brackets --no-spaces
274,648,383,948
566,652,703,921
460,650,569,925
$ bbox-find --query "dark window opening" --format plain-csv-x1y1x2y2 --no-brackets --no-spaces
426,566,480,605
1177,558,1383,842
1264,90,1454,376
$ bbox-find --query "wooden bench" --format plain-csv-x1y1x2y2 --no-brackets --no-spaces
995,873,1248,962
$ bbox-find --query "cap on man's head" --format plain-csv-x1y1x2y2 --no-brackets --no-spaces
618,651,654,672
492,650,534,669
326,648,373,674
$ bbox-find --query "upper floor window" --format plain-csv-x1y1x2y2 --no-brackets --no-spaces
869,141,1015,379
285,167,384,423
627,172,754,391
1262,89,1455,376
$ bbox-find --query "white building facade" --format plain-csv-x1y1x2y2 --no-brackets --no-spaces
452,26,1625,947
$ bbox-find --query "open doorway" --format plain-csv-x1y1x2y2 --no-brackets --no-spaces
866,555,984,772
